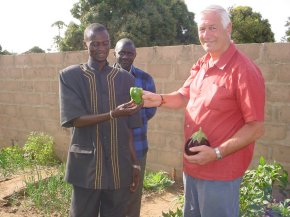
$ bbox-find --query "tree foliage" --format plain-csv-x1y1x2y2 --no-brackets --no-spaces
54,0,198,51
51,21,68,51
0,44,12,55
229,6,275,43
285,17,290,42
24,46,46,54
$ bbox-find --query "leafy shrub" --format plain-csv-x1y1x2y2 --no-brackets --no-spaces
0,145,27,177
270,199,290,217
239,156,289,217
23,132,59,166
143,171,174,192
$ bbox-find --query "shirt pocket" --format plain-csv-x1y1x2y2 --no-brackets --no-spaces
204,83,235,111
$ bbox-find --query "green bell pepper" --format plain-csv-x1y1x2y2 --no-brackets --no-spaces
130,87,143,104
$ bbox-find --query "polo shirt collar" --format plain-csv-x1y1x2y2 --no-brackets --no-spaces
209,43,237,70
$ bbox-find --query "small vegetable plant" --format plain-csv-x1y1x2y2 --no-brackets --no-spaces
239,156,289,217
143,170,175,192
161,208,183,217
161,194,184,217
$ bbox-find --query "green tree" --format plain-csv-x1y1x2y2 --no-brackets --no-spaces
0,44,12,55
52,21,67,37
52,21,67,51
24,46,45,54
229,6,275,43
54,0,198,51
285,17,290,42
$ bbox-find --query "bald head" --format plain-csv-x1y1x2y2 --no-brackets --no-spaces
83,23,111,65
114,38,136,71
84,23,109,42
115,38,136,52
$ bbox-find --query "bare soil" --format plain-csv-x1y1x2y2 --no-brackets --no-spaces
0,173,183,217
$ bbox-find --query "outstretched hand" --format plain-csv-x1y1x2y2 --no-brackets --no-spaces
111,100,143,118
142,90,161,107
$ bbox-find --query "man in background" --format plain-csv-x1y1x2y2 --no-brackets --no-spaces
114,38,157,217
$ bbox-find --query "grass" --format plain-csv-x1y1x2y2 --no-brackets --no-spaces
23,164,72,216
0,145,27,178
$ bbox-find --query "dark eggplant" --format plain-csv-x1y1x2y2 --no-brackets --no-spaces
184,127,210,155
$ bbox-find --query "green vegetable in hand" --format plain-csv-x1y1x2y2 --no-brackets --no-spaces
130,87,143,104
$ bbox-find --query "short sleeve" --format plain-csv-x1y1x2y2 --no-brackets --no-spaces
59,69,88,128
236,63,265,123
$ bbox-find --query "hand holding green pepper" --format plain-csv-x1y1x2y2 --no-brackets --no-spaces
130,87,143,104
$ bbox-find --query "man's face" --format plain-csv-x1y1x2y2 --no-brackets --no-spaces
85,30,110,63
198,12,231,60
114,43,136,71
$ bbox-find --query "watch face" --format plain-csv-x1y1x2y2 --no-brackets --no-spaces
132,165,141,170
214,148,222,160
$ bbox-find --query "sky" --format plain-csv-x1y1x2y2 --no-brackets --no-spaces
0,0,289,54
0,0,79,54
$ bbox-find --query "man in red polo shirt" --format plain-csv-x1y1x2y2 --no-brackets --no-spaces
142,4,265,217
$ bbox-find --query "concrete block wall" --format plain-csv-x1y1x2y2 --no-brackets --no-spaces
0,43,290,181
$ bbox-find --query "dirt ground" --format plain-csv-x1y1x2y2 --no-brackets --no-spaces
0,173,183,217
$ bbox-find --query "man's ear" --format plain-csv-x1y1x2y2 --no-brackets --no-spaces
83,41,88,49
226,22,232,35
113,51,116,57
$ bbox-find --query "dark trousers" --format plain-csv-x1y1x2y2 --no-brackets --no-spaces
70,185,130,217
126,154,147,217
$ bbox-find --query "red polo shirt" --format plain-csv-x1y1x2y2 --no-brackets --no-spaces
178,43,265,181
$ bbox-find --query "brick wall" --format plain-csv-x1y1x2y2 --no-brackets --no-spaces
0,43,290,180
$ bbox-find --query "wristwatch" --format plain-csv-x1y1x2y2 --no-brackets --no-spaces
132,164,141,171
214,147,223,160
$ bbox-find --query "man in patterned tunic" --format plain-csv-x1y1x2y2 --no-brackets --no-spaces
59,23,143,217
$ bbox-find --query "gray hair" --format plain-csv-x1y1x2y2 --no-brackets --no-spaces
196,5,231,29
